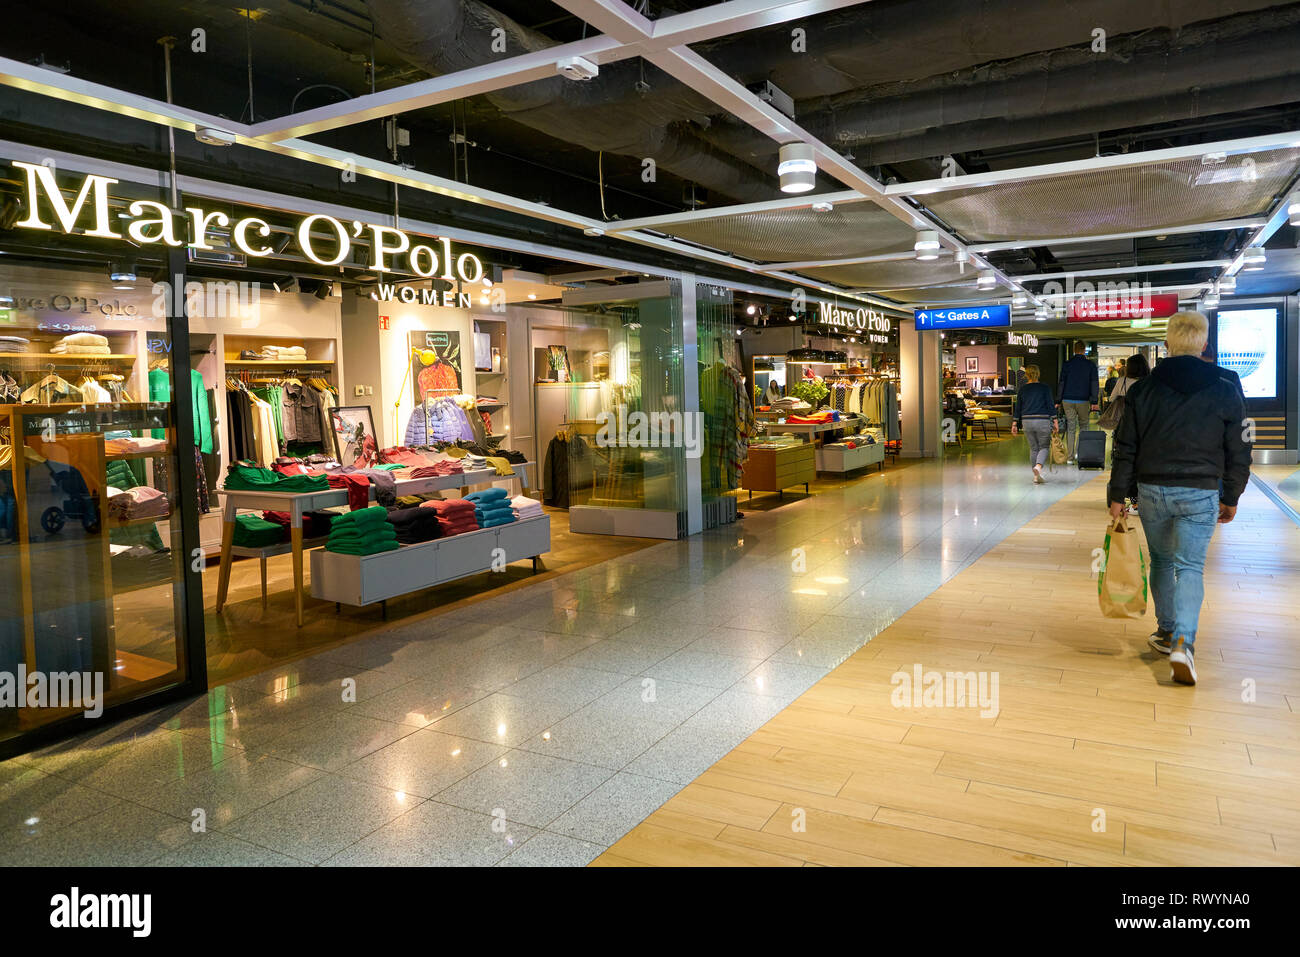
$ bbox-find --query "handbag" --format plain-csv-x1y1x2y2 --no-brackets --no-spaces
1049,427,1068,467
1098,515,1149,619
1098,395,1124,430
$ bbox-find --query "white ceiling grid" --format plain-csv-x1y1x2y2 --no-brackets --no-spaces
0,0,1298,316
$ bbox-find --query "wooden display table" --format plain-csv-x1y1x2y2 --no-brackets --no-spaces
742,444,816,499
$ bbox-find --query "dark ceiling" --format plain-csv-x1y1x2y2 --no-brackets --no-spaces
4,0,1300,297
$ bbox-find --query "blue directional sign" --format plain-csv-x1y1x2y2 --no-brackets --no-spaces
914,305,1012,330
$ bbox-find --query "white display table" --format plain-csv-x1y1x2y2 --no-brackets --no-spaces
310,515,550,609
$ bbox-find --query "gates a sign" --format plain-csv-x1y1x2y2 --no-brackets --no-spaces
1067,294,1179,322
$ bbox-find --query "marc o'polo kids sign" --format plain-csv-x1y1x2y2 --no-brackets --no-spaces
8,160,487,281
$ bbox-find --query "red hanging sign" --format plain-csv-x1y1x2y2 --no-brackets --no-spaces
1067,294,1179,322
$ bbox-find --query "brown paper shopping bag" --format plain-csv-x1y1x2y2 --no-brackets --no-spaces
1098,516,1148,619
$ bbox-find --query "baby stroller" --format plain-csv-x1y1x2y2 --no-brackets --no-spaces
40,460,100,535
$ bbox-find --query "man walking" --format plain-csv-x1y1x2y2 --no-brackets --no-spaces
1107,312,1252,686
1058,341,1099,461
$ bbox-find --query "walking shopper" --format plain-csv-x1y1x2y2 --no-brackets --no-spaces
1107,312,1252,686
1011,364,1056,484
1058,341,1099,462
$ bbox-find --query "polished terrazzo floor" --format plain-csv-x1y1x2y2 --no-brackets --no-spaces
1,442,1100,866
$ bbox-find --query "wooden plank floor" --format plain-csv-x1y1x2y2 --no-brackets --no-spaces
593,476,1300,866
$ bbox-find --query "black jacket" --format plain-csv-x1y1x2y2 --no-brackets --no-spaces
1107,355,1252,506
1013,382,1055,425
1058,355,1100,404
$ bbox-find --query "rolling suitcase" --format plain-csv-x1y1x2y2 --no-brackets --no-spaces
1076,429,1107,470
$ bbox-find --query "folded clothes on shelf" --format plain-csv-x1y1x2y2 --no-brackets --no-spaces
261,345,307,359
105,436,168,455
223,462,330,493
0,336,30,353
261,509,335,539
510,495,544,520
49,332,110,355
384,506,442,544
108,486,169,521
326,505,399,555
420,498,479,535
233,513,287,548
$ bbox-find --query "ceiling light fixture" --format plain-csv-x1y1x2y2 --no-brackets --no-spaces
777,143,817,194
976,270,996,291
1242,246,1267,270
746,304,756,315
914,230,940,261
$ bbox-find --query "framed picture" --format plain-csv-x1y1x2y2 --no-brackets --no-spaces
409,330,463,408
965,356,979,373
547,344,571,383
329,405,377,467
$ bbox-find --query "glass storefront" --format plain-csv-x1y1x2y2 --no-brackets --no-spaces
1,263,202,753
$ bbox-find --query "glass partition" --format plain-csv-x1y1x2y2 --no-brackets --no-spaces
0,274,195,749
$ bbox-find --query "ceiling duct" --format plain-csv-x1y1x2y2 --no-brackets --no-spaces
365,0,772,204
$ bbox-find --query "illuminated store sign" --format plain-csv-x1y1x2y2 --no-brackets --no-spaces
10,161,487,281
818,300,893,333
1007,332,1038,347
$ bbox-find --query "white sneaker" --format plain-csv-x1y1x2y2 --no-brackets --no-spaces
1169,638,1197,685
1033,466,1045,484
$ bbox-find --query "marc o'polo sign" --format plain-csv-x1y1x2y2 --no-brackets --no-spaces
9,161,487,281
817,301,893,332
1067,293,1179,321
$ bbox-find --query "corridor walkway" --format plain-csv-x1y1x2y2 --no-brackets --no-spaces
0,443,1197,866
595,475,1300,866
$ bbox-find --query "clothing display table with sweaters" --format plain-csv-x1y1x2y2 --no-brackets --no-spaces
310,515,550,610
214,468,525,626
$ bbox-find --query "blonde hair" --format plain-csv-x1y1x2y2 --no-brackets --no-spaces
1166,311,1209,356
1025,364,1041,382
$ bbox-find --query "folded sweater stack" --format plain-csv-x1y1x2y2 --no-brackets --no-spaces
262,344,307,360
510,495,544,520
466,487,515,528
51,332,110,355
420,498,478,536
232,514,288,548
385,506,442,545
327,505,399,555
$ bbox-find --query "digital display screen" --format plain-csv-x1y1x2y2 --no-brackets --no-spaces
1216,308,1279,400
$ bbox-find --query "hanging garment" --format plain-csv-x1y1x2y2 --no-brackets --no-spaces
281,383,323,445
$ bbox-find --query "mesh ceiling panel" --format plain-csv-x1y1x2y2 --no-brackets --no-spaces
799,258,971,289
655,200,917,262
922,148,1300,242
881,284,1016,305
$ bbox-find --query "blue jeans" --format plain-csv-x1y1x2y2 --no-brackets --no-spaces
1137,483,1219,649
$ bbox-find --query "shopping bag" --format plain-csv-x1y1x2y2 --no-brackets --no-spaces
1098,516,1148,619
1049,433,1068,467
